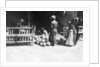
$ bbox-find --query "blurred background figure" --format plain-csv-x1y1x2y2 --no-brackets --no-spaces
19,19,24,27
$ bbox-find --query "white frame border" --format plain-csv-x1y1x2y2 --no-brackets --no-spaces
0,7,90,66
0,0,5,7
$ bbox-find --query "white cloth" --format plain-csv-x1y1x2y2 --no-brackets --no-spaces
68,29,74,46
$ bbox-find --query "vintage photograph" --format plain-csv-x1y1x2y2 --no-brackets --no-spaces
6,11,83,62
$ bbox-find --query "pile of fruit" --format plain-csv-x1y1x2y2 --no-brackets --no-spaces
34,34,51,46
33,33,67,46
55,34,67,45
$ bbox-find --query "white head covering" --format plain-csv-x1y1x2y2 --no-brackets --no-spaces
51,15,56,19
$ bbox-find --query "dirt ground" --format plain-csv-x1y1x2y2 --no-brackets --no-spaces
6,38,83,62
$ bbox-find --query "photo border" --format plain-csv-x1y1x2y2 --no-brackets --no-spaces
0,7,90,66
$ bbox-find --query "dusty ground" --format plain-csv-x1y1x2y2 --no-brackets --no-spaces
6,38,83,62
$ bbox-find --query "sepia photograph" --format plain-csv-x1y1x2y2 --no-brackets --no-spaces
6,11,83,62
